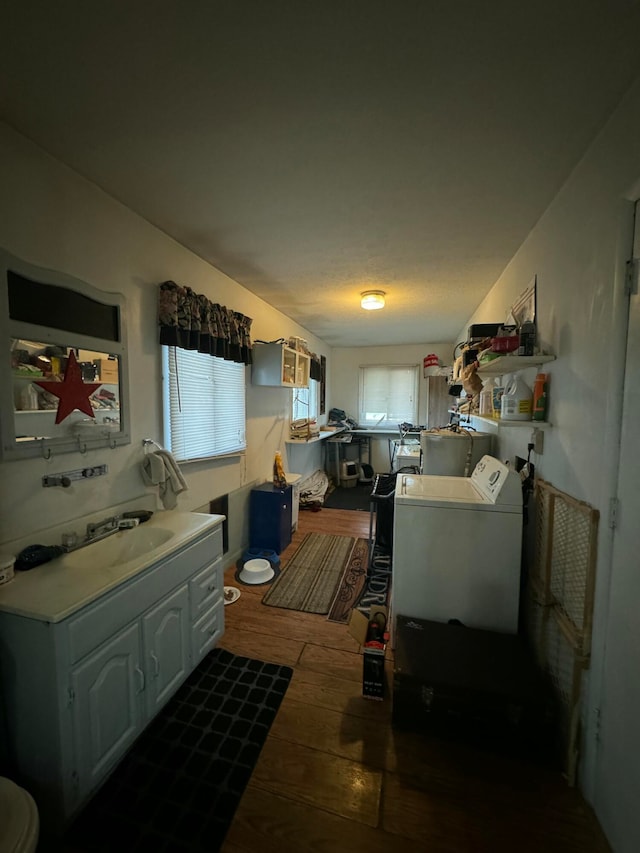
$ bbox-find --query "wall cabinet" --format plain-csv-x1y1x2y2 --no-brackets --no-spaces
251,342,310,387
0,521,224,834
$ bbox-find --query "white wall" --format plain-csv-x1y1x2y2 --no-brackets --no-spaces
457,77,640,853
0,123,329,559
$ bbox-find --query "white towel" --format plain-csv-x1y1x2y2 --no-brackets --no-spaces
141,449,188,509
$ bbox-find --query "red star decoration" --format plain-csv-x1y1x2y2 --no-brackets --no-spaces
35,350,103,424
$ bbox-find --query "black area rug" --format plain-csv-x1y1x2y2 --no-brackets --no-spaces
323,483,373,511
66,648,293,853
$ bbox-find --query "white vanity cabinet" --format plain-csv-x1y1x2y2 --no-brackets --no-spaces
0,516,224,834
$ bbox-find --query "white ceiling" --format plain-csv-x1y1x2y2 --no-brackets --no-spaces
2,1,640,347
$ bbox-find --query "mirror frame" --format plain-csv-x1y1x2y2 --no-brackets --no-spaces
0,248,131,461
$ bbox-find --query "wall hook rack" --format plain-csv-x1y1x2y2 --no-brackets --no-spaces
42,464,109,488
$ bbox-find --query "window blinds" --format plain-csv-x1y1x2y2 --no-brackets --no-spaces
358,364,419,427
163,347,246,461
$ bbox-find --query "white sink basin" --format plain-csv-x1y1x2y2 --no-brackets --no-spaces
63,526,174,572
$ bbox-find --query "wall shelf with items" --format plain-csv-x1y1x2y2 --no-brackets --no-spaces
252,342,310,388
476,354,555,377
450,411,551,429
473,414,551,429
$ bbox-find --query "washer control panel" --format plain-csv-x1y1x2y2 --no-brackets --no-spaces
471,455,520,504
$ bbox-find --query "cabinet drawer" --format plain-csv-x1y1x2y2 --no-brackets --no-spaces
190,557,223,620
68,526,222,664
192,601,224,664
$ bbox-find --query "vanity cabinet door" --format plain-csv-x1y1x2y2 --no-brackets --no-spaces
70,622,144,800
142,584,191,719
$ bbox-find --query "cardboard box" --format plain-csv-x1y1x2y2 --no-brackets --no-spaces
95,359,119,383
348,605,389,700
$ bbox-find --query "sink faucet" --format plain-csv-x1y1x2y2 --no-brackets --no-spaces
86,515,121,542
61,514,138,553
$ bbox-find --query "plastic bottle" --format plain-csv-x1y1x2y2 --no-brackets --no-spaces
532,373,549,421
500,374,533,421
19,383,39,411
492,380,505,416
273,451,287,489
479,378,495,417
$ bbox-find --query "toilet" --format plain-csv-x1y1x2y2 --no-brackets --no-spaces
0,777,39,852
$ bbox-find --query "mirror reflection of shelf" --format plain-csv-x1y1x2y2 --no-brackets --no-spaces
2,249,131,460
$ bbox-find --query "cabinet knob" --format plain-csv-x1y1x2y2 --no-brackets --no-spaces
207,583,215,592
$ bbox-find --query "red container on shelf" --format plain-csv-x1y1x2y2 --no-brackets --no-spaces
490,335,520,353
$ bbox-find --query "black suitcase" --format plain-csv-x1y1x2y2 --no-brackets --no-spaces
392,616,558,760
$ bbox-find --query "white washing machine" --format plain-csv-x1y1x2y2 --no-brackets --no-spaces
392,455,523,636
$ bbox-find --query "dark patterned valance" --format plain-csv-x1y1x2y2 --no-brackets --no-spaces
310,356,322,381
158,281,253,365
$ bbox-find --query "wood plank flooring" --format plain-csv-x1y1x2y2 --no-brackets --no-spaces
220,507,612,853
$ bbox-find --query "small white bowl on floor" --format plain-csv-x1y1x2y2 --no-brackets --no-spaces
224,586,241,604
239,558,274,585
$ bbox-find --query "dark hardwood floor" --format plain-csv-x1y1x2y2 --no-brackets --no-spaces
219,506,611,853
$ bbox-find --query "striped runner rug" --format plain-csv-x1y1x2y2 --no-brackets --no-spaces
262,532,356,613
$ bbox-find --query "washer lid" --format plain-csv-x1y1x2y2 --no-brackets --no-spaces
396,455,522,511
398,473,488,507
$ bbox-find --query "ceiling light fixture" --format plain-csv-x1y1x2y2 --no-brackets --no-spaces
360,290,386,310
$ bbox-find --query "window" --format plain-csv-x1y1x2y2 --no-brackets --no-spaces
291,379,319,423
162,346,246,462
358,364,419,427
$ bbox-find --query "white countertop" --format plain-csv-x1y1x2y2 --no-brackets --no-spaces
0,511,224,623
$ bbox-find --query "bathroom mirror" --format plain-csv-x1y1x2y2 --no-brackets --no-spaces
0,248,131,460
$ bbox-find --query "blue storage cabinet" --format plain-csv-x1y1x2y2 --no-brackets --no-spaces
249,483,292,554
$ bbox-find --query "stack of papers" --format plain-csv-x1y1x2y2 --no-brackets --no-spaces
290,419,320,440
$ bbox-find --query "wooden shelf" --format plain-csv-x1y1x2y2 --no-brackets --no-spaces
452,412,551,429
476,354,555,377
285,429,344,444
